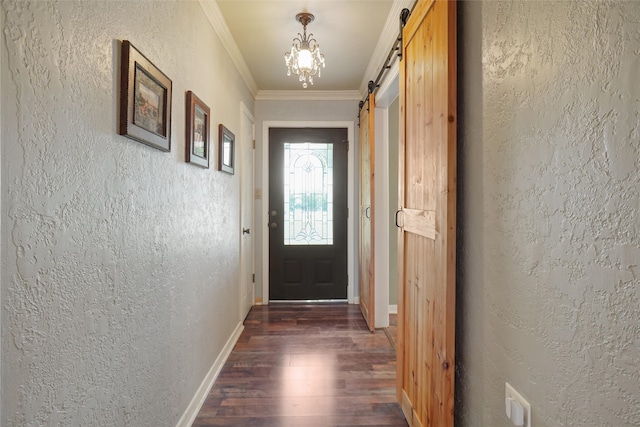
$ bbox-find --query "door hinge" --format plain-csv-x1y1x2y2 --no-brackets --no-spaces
252,139,256,149
252,273,255,283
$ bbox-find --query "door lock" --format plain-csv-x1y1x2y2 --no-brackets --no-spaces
269,222,278,229
242,228,251,235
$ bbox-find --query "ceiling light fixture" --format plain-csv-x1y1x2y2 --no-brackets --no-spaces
284,12,325,88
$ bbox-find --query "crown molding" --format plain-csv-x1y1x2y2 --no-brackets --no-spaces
255,90,362,101
198,0,259,97
359,0,415,96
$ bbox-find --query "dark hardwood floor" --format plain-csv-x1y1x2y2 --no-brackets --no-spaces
192,304,408,427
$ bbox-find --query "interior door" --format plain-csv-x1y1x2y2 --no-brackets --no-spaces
359,94,375,331
397,1,457,426
239,105,255,320
268,127,348,301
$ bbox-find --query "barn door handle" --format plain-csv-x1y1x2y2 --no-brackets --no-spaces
395,209,402,228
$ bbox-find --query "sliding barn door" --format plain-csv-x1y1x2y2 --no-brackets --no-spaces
397,1,456,426
358,93,375,331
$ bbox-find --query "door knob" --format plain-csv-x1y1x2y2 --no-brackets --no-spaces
270,222,278,229
242,228,251,235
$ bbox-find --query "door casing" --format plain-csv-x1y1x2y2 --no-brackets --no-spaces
372,62,400,328
261,121,355,304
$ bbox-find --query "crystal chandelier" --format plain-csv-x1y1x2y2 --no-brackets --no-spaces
284,13,325,88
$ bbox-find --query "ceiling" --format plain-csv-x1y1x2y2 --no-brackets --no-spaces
210,0,413,97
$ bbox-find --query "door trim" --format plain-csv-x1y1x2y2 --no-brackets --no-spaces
261,121,355,304
372,62,399,328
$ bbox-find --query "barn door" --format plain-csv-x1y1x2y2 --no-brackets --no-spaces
397,1,457,426
358,93,375,331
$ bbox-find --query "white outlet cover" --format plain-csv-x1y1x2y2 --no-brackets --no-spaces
506,382,531,427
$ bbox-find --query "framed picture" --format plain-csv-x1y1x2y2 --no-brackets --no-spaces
218,124,235,174
119,40,172,151
185,91,210,168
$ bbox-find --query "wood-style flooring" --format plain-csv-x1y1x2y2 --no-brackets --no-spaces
383,313,397,350
192,304,408,427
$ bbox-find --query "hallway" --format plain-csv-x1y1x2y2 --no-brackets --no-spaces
192,304,407,426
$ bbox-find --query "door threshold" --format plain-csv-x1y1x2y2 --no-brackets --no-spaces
269,299,348,304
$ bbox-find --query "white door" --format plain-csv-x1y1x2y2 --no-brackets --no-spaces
239,104,255,321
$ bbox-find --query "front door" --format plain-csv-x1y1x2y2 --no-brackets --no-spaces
268,127,348,301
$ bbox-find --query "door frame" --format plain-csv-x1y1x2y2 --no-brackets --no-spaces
261,121,355,304
371,62,399,328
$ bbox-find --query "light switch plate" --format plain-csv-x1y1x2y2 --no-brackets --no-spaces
506,382,531,427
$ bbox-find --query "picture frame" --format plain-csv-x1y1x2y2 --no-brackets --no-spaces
218,124,235,174
119,40,172,151
185,91,210,168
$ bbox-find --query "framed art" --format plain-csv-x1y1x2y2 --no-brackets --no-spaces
218,124,235,174
119,40,172,151
185,91,210,168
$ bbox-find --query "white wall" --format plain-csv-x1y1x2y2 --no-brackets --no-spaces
1,1,253,424
457,1,640,426
254,99,359,302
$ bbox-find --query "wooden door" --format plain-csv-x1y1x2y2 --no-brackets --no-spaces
358,94,375,331
268,128,349,301
397,1,456,426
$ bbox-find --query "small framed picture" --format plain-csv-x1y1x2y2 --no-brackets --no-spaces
185,91,210,168
218,124,235,174
119,40,172,151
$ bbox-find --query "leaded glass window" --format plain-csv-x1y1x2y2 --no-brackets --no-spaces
283,142,333,245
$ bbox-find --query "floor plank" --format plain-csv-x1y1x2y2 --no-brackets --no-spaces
192,304,408,426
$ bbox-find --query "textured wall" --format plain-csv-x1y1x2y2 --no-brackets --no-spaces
457,1,640,426
1,1,253,425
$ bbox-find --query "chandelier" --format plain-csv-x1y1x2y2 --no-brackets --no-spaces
284,13,325,88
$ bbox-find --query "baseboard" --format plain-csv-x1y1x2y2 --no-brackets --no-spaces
353,296,360,304
388,304,397,314
176,321,244,427
254,297,263,305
